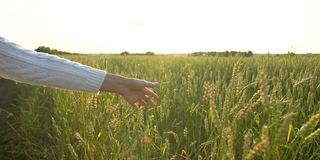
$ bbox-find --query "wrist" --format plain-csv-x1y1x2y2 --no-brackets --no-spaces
100,74,127,93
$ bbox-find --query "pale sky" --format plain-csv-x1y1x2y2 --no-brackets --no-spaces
0,0,319,53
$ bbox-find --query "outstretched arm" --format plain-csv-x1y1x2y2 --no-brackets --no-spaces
0,36,159,107
0,36,106,92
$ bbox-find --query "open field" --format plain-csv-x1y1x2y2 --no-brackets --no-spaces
1,55,320,159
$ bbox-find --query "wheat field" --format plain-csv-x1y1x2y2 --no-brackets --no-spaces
1,55,320,159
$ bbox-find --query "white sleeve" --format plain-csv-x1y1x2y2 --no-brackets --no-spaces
0,36,106,93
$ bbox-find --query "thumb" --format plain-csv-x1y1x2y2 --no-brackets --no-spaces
143,81,160,88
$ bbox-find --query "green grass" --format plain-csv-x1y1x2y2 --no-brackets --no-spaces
1,55,320,159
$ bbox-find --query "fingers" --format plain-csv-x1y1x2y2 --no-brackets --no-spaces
133,100,150,108
144,88,159,100
131,94,157,108
121,80,159,108
127,94,149,108
142,95,150,102
126,96,139,107
143,95,157,107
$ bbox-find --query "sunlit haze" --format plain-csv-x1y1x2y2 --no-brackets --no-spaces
1,0,319,54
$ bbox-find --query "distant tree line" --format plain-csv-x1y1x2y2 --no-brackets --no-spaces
191,50,253,57
274,52,320,57
120,51,155,56
35,46,78,55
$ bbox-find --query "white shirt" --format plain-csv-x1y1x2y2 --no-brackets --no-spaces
0,36,106,93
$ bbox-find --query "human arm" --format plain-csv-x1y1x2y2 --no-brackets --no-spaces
0,36,159,107
0,36,106,93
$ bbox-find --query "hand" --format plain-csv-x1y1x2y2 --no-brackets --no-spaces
99,74,159,107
